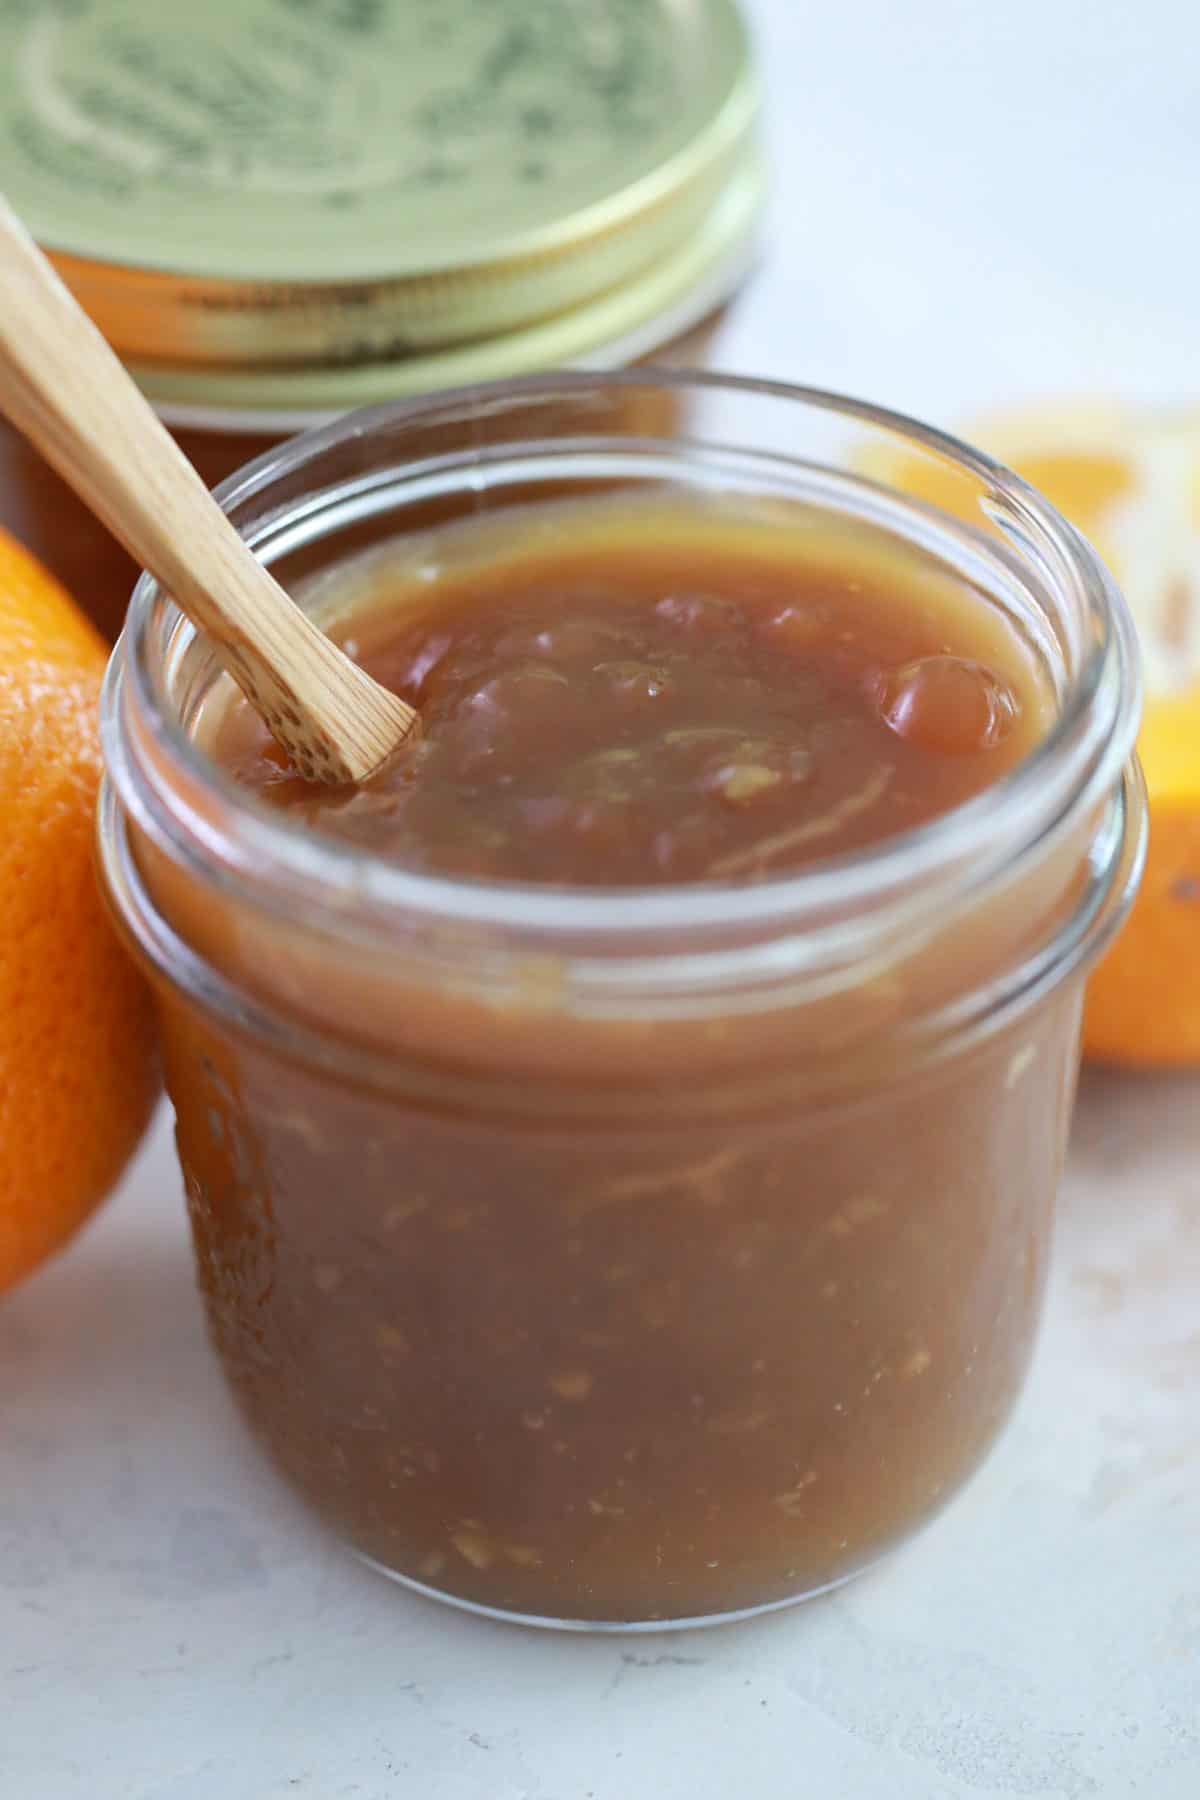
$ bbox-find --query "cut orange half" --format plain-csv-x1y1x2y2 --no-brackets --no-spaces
867,401,1200,1066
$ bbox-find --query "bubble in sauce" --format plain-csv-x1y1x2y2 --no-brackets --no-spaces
877,655,1017,754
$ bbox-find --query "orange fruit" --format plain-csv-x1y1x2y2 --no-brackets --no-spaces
0,527,158,1294
864,401,1200,1066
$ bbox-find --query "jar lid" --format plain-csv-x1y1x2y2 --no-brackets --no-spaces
2,0,761,423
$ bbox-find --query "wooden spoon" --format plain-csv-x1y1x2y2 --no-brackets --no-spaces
0,195,417,784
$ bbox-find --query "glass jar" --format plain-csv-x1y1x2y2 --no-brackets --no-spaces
98,373,1145,1630
0,0,761,638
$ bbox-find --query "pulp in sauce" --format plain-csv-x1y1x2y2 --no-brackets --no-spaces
214,497,1050,882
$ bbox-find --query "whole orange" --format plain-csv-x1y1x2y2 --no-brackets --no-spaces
0,527,158,1293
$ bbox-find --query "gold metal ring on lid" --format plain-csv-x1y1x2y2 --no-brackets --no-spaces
2,0,762,411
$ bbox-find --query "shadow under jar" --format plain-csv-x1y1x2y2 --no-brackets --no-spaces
98,374,1145,1630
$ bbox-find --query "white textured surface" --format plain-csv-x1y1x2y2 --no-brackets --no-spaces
4,2,1200,1794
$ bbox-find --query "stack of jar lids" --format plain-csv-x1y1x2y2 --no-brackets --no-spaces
2,0,764,428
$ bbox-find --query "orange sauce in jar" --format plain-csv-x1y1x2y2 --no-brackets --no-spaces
163,496,1063,1623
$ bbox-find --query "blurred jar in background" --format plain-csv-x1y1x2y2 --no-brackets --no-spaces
0,0,763,637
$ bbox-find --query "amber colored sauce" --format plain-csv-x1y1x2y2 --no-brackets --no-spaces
214,496,1049,885
171,498,1067,1623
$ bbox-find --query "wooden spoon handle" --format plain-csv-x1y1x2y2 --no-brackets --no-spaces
0,194,416,784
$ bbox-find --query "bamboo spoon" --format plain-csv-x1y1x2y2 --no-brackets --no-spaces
0,195,417,784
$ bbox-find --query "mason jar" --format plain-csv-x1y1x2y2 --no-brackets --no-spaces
0,0,762,636
97,373,1145,1629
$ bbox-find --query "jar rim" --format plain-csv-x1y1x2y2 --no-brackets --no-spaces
103,369,1143,975
98,757,1147,1084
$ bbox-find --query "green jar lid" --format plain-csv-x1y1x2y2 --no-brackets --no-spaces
1,0,762,426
